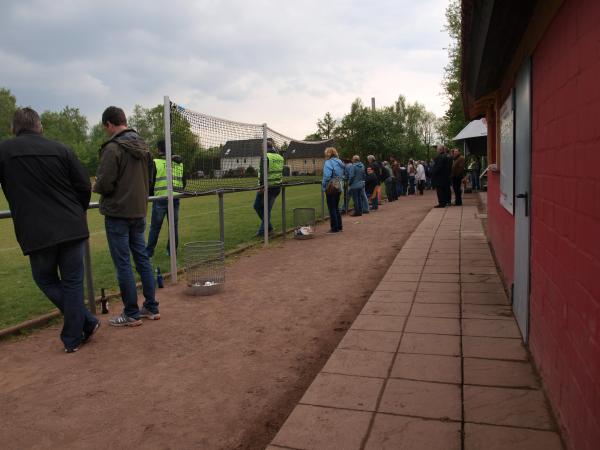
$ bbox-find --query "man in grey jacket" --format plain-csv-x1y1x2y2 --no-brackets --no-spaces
94,106,160,327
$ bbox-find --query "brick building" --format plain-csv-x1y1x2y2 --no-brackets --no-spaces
461,1,600,449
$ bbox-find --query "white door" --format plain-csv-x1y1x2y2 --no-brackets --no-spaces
513,57,532,342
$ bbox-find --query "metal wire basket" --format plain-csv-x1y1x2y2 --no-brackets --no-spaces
184,241,225,296
293,208,316,239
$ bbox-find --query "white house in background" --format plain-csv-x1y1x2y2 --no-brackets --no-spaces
220,138,263,174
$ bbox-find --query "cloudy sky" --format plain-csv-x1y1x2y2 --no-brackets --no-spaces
0,0,451,139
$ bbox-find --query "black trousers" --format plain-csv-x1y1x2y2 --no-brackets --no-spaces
452,176,463,205
436,184,451,206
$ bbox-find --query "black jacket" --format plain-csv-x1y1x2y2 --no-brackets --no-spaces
431,153,451,187
94,129,153,218
0,131,91,255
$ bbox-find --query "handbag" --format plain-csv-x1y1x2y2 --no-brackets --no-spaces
325,161,343,195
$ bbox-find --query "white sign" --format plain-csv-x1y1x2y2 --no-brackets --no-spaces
499,93,514,214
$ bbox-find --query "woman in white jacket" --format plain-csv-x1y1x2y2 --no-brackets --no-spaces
415,161,426,195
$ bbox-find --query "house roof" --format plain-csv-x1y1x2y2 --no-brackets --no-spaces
285,139,334,159
453,119,487,141
221,139,263,158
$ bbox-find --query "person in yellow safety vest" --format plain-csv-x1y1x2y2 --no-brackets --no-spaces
253,138,284,237
146,138,186,257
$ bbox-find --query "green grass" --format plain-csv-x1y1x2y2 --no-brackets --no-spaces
0,184,325,329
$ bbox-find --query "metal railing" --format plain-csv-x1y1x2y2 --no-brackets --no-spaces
0,182,325,315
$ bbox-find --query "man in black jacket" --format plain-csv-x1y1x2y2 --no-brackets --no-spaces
94,106,159,327
431,145,452,208
0,108,99,353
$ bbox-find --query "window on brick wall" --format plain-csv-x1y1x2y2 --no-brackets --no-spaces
499,92,514,214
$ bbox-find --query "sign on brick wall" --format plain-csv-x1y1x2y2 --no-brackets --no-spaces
500,92,514,214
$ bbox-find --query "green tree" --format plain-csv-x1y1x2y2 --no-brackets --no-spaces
317,112,336,139
440,0,468,144
0,88,17,141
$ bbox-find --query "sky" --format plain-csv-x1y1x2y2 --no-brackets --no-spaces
0,0,451,139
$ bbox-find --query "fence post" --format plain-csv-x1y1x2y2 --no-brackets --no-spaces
83,239,96,314
262,124,269,246
218,190,225,244
164,95,178,283
281,186,286,239
321,188,325,220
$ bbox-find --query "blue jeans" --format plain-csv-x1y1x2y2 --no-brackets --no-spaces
253,188,280,234
326,191,343,231
366,189,379,210
360,187,370,213
349,187,363,215
105,217,158,318
146,198,180,257
29,239,98,349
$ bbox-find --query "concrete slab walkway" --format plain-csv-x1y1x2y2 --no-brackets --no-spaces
268,206,563,450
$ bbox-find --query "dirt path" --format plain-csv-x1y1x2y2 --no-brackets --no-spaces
0,192,435,450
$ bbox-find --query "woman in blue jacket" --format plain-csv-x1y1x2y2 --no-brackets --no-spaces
321,147,346,233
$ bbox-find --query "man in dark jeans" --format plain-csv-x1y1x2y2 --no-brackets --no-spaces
0,108,99,353
254,138,284,236
431,145,452,208
146,139,185,257
94,106,159,327
451,148,465,206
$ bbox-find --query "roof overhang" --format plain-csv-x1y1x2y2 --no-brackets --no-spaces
461,0,537,119
453,119,488,141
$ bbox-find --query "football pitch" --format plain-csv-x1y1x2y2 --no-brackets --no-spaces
0,183,324,329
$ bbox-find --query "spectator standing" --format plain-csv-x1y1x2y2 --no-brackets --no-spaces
407,159,416,194
416,160,426,195
469,156,481,192
322,147,345,233
382,161,397,201
254,138,284,236
451,148,466,206
398,162,409,196
347,155,366,216
445,148,454,205
366,155,383,204
365,166,379,210
431,145,452,208
0,108,99,352
94,106,160,327
146,139,186,257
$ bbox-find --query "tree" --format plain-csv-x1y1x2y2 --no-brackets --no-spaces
439,0,468,144
0,88,17,141
316,112,336,139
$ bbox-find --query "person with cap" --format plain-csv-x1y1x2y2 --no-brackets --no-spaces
146,138,186,257
254,138,284,236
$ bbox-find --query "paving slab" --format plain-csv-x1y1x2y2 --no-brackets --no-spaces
351,314,407,332
461,304,513,320
405,316,461,335
464,385,555,429
462,292,509,305
300,373,384,411
381,272,421,282
391,353,461,384
271,404,372,450
462,318,522,338
464,423,562,450
338,330,402,353
462,336,528,361
461,283,506,294
376,281,418,292
399,333,461,356
361,302,411,316
415,291,461,304
411,303,460,318
369,290,414,303
464,358,540,388
322,349,394,378
419,273,460,283
365,414,461,450
378,378,461,420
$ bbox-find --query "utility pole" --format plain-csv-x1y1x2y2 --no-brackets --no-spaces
371,97,376,111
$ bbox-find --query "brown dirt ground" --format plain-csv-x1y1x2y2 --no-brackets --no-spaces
0,191,435,450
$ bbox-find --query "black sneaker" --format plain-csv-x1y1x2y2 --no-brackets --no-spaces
109,313,142,327
64,346,79,354
82,321,101,344
139,307,161,320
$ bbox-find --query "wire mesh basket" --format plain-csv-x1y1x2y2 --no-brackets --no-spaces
293,208,316,239
184,241,225,296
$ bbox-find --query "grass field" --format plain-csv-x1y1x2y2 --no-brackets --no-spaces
0,184,325,329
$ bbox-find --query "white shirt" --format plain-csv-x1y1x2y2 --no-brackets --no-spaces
416,163,426,181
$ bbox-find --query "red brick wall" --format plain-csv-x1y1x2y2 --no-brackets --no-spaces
529,1,600,449
486,171,514,287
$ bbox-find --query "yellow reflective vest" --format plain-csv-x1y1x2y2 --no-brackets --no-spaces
258,152,284,186
154,158,184,195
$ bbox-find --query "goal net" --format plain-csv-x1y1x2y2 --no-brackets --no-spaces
168,101,333,194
